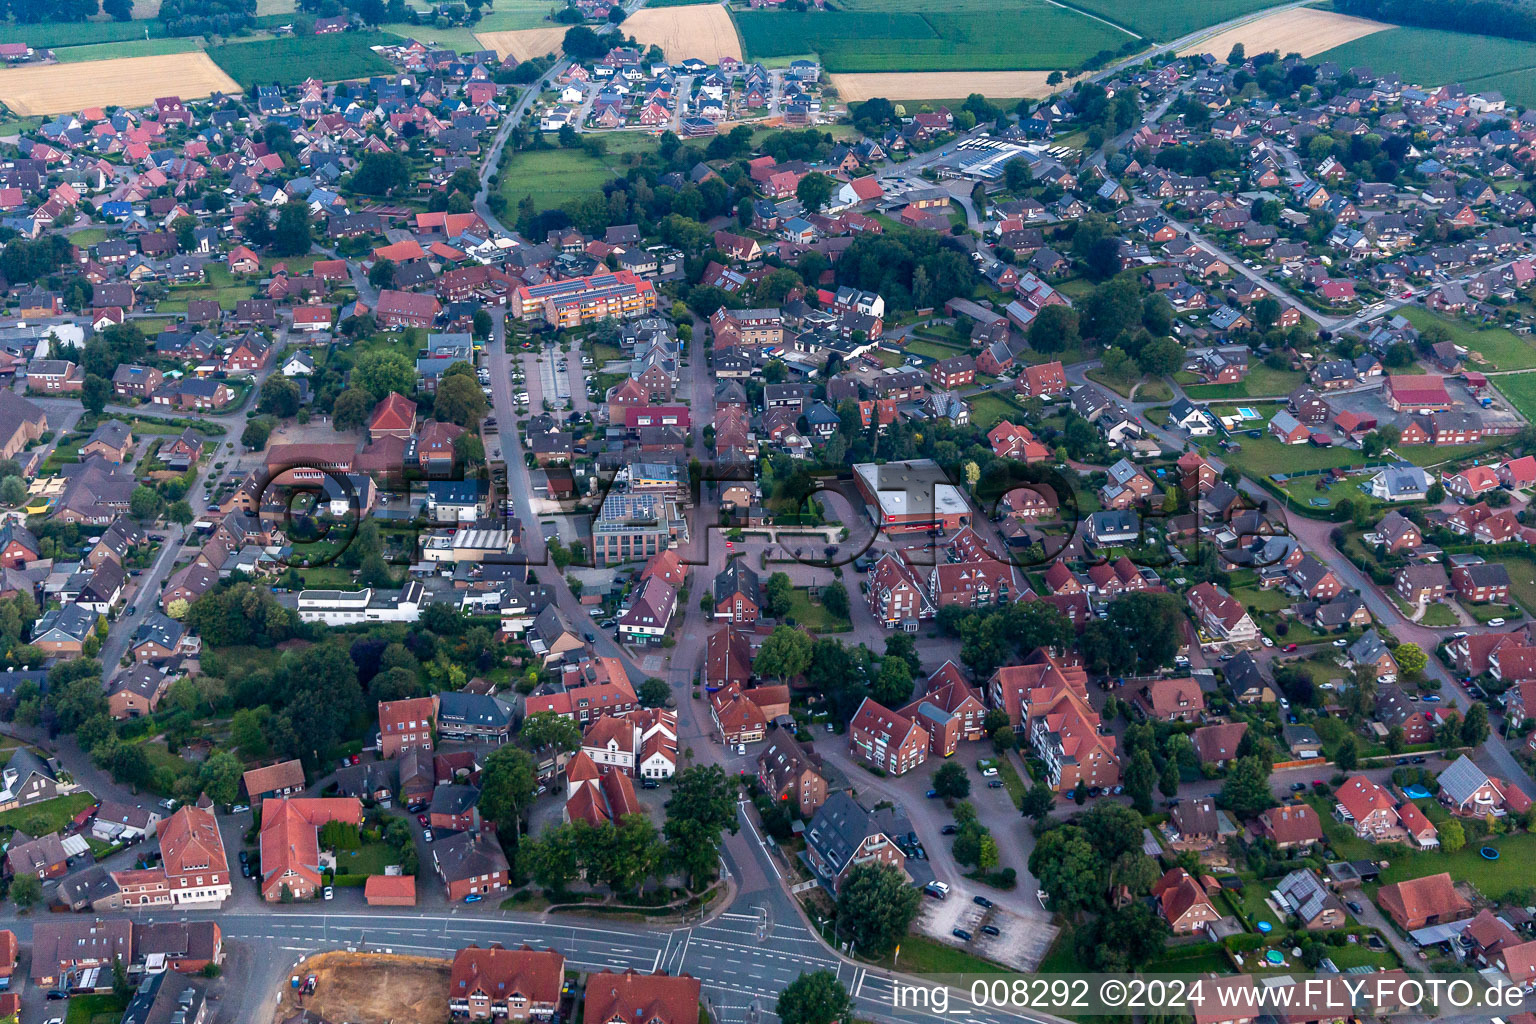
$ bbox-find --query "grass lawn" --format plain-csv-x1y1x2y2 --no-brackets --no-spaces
785,588,851,633
68,228,111,246
208,30,394,87
1084,367,1139,397
498,144,636,216
1418,603,1460,627
1327,941,1401,971
733,0,1131,72
993,752,1027,810
1493,370,1536,423
870,933,1011,973
335,840,399,876
1495,554,1536,617
1185,363,1305,399
1142,943,1232,974
1204,428,1496,481
903,338,969,361
0,792,98,834
1230,583,1290,613
1399,307,1536,371
869,348,906,369
1236,882,1281,931
1376,829,1536,900
969,392,1028,430
66,993,129,1024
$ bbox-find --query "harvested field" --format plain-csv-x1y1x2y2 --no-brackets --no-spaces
0,52,240,116
1178,7,1389,59
625,6,741,64
476,27,568,60
271,951,451,1024
830,70,1054,101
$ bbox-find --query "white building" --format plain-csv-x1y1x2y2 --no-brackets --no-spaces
296,581,424,625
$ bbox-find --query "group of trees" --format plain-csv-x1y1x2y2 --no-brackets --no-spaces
752,627,923,722
934,599,1075,680
1029,803,1169,970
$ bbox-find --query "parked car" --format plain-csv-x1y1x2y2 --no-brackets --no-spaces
981,925,1001,937
924,881,950,899
952,929,972,941
926,789,940,798
981,767,998,777
323,886,333,901
973,895,993,908
940,824,959,835
421,829,434,842
465,894,483,903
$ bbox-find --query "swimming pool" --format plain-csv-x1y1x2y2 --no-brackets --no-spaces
1236,406,1259,419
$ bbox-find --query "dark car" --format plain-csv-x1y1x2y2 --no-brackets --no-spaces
952,929,972,941
981,925,1001,937
988,780,1004,788
641,778,659,789
238,850,249,863
1396,757,1409,765
1289,782,1305,792
940,824,959,835
1346,900,1364,915
1411,756,1426,764
973,895,993,908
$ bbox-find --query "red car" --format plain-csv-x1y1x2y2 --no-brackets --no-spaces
417,814,428,825
1283,643,1298,652
350,754,360,765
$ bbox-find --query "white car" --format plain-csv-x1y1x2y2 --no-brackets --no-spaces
1489,618,1507,626
323,886,334,901
1261,636,1274,647
1333,638,1349,647
981,767,998,777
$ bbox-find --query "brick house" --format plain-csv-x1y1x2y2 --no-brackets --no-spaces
847,697,928,776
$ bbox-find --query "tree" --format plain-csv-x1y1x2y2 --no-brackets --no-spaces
1218,756,1273,819
1227,42,1245,65
352,350,416,402
519,711,581,753
1137,335,1184,377
1439,817,1466,853
835,863,921,955
796,172,835,213
561,25,607,60
82,373,111,416
934,762,970,799
1335,735,1358,771
351,152,412,196
478,747,537,841
1022,784,1055,819
521,823,581,892
241,418,270,451
764,572,795,619
1029,303,1080,353
777,971,853,1024
272,202,313,256
1461,701,1489,745
0,476,26,506
870,656,913,707
638,677,671,708
368,258,397,289
472,308,493,339
1125,748,1156,814
130,485,164,521
1394,642,1428,678
1030,824,1102,915
198,750,245,807
1159,758,1181,799
258,375,301,418
332,388,374,431
820,581,849,621
755,626,813,683
665,765,739,837
435,372,490,426
10,873,40,909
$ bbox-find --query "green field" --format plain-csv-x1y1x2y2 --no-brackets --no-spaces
1494,370,1536,423
53,37,206,62
498,137,660,214
1398,307,1536,372
1182,363,1304,399
1203,427,1494,480
208,30,394,86
9,20,165,47
733,0,1129,72
66,993,129,1024
969,392,1028,430
1064,0,1284,40
1316,27,1536,107
1377,829,1536,901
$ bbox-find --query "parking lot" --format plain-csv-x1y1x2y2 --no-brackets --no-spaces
914,889,1058,971
1323,375,1523,437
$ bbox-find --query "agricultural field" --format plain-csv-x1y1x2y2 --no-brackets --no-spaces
626,5,743,64
476,26,568,61
830,71,1055,101
1177,7,1389,59
53,38,206,63
1065,0,1286,41
207,30,394,87
10,20,160,47
0,52,240,116
388,4,557,51
734,0,1127,72
1316,27,1536,107
1398,307,1536,372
